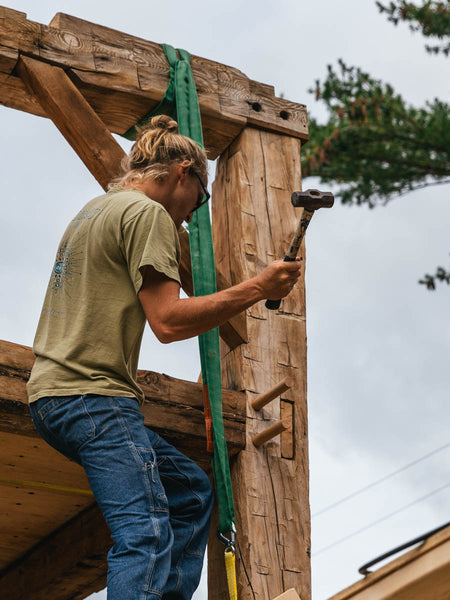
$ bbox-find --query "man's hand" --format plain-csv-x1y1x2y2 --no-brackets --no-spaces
255,259,301,300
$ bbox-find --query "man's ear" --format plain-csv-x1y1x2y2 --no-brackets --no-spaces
179,159,191,177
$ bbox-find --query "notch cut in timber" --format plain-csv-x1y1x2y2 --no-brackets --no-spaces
252,418,292,448
251,378,292,411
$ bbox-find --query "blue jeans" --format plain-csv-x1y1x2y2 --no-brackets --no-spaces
30,395,214,600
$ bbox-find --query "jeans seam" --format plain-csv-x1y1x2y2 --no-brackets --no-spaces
108,397,167,595
76,397,96,452
184,522,204,557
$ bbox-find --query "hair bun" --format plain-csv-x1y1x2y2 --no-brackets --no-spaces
150,114,179,133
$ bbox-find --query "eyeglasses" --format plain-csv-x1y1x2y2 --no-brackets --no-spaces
192,172,211,211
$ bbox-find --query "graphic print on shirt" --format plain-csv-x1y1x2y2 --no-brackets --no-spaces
50,236,85,300
71,206,103,229
49,205,103,300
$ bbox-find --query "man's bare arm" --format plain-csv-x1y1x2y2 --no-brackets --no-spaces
138,260,300,343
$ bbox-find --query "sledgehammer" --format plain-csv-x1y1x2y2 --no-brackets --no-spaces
265,189,334,310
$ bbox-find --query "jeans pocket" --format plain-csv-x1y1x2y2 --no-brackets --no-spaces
34,395,96,461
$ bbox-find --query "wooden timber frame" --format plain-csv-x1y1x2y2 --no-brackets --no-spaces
0,6,311,600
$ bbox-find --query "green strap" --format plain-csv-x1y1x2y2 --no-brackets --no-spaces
123,45,235,535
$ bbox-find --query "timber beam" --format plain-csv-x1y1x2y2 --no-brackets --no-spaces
15,54,247,349
0,503,110,600
0,338,245,599
0,6,308,160
0,339,246,461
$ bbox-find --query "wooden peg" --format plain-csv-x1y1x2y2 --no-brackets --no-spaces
251,378,291,411
252,418,291,447
271,589,301,600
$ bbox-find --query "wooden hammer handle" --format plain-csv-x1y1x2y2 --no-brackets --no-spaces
265,209,314,310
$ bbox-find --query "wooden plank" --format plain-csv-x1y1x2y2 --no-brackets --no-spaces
15,56,246,348
0,339,246,461
0,436,94,592
208,127,310,600
0,432,93,570
0,7,308,160
0,502,110,600
327,525,450,600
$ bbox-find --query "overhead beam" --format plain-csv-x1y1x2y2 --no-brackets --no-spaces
16,55,247,349
0,7,308,159
0,502,110,600
0,339,246,462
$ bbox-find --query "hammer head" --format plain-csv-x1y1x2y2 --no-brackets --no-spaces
291,189,334,210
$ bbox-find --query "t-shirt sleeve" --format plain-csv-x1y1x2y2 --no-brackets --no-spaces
121,204,181,293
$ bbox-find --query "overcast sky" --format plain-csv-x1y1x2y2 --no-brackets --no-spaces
1,1,449,599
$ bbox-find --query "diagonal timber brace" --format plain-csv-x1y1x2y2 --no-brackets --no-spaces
17,55,247,349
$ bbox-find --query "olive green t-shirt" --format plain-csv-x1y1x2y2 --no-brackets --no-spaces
27,187,181,404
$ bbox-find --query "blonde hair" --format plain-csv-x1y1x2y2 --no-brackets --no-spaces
111,115,208,188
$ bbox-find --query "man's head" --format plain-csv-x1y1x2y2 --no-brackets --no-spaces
114,115,208,189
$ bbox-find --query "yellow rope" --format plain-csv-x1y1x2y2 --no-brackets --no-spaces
0,477,94,496
225,547,238,600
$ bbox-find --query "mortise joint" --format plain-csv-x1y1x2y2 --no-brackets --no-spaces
248,101,262,112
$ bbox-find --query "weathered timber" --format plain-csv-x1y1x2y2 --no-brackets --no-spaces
0,431,93,569
0,502,110,600
327,525,450,600
16,56,247,349
209,128,310,600
0,339,246,461
0,7,308,159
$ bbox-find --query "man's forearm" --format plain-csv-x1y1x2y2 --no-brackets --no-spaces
154,277,264,343
139,259,301,344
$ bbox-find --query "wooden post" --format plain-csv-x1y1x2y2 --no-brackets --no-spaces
209,127,310,600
